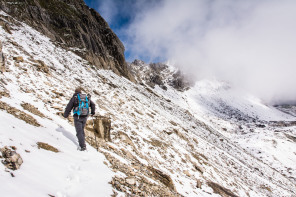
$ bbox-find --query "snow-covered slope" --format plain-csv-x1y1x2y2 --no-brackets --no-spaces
0,110,113,197
1,11,296,197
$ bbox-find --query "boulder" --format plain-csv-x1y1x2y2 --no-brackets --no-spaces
89,115,111,141
196,179,202,189
1,146,23,170
13,56,24,62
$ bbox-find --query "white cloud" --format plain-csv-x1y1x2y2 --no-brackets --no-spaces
125,0,296,104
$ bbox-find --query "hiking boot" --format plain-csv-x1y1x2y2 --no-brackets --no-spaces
80,146,87,151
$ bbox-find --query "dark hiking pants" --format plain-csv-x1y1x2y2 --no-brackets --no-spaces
74,116,87,148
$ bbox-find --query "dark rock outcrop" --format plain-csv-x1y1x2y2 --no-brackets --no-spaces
129,60,191,91
0,0,133,80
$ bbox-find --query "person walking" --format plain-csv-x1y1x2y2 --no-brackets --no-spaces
0,41,5,73
64,87,95,151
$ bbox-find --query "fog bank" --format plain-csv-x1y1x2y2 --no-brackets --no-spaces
124,0,296,104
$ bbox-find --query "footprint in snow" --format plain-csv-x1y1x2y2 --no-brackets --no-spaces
66,173,81,183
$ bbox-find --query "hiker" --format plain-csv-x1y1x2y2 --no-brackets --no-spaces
64,87,95,151
0,41,5,73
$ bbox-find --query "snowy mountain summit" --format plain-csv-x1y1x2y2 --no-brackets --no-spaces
1,2,296,197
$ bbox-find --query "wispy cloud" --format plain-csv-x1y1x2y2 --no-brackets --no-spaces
123,0,296,104
91,0,296,104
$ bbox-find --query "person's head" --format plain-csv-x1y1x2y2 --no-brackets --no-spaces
75,87,82,93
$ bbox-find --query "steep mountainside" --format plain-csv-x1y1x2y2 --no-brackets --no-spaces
0,0,133,80
1,8,296,197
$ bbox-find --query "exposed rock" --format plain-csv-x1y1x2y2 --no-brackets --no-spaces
33,60,50,74
125,177,136,185
150,74,163,86
170,71,191,91
150,138,166,148
163,130,173,135
270,121,296,127
147,166,176,191
51,105,63,111
0,100,41,127
93,90,100,95
13,56,24,62
52,90,64,97
129,60,191,91
0,0,133,81
260,185,272,193
37,142,59,153
284,133,296,143
110,175,179,197
132,59,145,66
0,20,12,34
193,163,205,174
207,181,238,197
94,116,111,141
117,131,135,148
196,179,202,189
21,102,46,118
1,146,23,170
169,121,178,126
120,148,135,161
183,170,191,177
0,90,10,98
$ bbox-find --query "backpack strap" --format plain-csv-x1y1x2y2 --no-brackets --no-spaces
85,95,89,109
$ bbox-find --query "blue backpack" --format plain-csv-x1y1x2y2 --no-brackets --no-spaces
73,94,90,116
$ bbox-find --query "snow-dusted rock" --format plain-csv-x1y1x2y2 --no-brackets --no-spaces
1,146,23,170
125,177,136,185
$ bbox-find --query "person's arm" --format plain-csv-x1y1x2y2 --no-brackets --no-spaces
3,53,5,66
64,97,74,118
90,100,96,116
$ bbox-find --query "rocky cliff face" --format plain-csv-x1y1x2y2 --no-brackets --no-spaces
0,0,133,80
129,59,192,91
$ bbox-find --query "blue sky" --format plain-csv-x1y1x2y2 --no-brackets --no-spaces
84,0,133,29
84,0,162,63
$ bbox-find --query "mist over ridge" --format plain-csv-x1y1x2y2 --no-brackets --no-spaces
106,0,296,105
